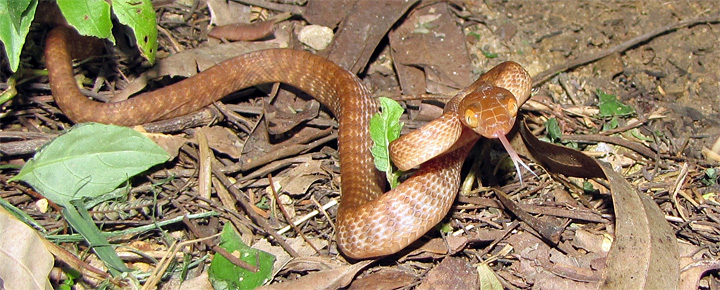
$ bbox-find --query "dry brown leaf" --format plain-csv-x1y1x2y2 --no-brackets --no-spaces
257,260,372,290
265,100,321,135
572,229,611,254
0,208,53,290
253,238,293,275
207,0,250,26
137,129,188,158
274,159,329,196
679,260,720,290
195,126,243,159
281,256,340,273
178,271,213,290
507,231,601,288
348,268,416,290
389,2,474,95
416,257,478,290
408,235,470,257
303,0,354,28
323,0,418,73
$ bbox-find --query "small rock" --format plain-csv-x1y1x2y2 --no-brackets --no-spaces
298,25,334,51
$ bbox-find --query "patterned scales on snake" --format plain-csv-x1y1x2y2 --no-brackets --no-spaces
44,25,532,259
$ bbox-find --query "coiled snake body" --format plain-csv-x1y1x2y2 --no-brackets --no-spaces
44,26,531,259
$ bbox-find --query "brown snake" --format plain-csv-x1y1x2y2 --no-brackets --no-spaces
44,26,531,259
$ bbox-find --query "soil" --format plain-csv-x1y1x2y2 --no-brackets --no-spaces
2,0,720,289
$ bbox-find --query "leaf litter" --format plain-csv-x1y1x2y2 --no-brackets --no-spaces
3,0,720,289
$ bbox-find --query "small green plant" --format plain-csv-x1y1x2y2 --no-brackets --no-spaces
369,97,405,188
596,89,635,118
545,118,562,143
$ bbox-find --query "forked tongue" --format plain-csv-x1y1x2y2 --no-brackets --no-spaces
497,134,538,186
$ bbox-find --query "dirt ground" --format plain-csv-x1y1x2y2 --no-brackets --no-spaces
2,0,720,289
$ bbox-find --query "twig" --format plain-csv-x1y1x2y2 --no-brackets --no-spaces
493,188,563,244
182,215,259,272
235,0,304,15
277,199,338,235
560,133,656,158
44,211,219,242
267,174,321,255
212,166,301,257
532,15,720,86
141,235,218,290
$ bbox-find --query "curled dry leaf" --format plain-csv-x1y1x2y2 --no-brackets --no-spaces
514,120,679,289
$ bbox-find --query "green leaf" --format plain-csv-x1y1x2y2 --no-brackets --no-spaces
545,118,561,143
602,116,619,131
369,97,404,188
209,224,275,290
112,0,158,64
702,168,718,186
597,89,635,118
57,0,114,42
2,0,31,32
481,48,498,59
437,222,453,234
0,0,38,72
63,200,131,275
583,181,598,194
629,127,653,142
10,123,170,204
0,197,45,232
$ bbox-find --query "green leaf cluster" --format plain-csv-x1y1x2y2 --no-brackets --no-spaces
595,90,636,131
369,97,404,188
0,0,158,72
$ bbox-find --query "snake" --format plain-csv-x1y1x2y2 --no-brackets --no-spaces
43,25,532,259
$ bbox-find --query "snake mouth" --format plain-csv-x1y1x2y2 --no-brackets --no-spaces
497,133,538,185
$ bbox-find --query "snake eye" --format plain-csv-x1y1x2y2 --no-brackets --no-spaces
464,109,479,128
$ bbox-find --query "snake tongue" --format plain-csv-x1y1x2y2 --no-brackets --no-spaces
497,134,538,186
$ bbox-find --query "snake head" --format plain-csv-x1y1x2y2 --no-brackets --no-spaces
459,85,519,139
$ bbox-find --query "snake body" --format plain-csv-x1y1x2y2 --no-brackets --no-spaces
44,26,531,259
